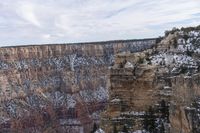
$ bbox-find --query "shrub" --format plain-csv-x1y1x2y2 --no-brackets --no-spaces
137,57,144,64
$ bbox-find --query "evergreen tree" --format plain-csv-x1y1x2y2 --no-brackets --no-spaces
143,106,156,133
91,123,98,133
122,125,128,133
160,100,169,122
113,124,118,133
148,107,156,133
160,123,165,133
143,112,149,131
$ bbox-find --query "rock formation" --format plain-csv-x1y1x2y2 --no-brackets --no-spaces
0,39,156,132
101,26,200,133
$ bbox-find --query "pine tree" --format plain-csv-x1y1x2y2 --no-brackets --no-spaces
122,125,128,133
148,107,156,133
91,123,98,133
160,100,169,122
160,123,165,133
113,124,118,133
143,112,149,131
143,106,156,133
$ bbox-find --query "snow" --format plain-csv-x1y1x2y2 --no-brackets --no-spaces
66,94,76,109
0,117,10,124
164,86,171,89
177,44,185,51
45,91,65,107
159,90,172,96
94,87,109,101
5,100,17,117
189,31,199,37
59,118,81,125
90,112,100,120
111,98,121,103
132,130,147,133
80,86,108,102
95,128,105,133
121,111,145,116
185,106,195,110
177,38,186,45
151,53,195,66
194,48,200,54
124,61,134,68
150,30,200,76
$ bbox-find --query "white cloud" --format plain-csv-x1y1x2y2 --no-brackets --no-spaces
16,1,41,27
0,0,200,46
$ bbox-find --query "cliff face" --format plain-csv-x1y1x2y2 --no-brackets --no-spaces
0,39,156,132
170,74,200,133
101,26,200,133
101,53,171,133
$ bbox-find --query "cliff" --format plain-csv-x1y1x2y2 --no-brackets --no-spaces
0,39,156,132
101,26,200,133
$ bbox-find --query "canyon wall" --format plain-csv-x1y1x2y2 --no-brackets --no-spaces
0,39,156,132
101,27,200,133
170,74,200,133
101,52,171,133
101,51,196,133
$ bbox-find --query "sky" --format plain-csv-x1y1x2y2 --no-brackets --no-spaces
0,0,200,46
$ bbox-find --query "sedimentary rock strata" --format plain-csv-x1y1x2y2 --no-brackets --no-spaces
101,26,200,133
0,39,156,132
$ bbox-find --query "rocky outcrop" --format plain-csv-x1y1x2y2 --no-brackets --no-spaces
101,26,200,133
170,74,200,133
0,39,156,132
101,53,170,133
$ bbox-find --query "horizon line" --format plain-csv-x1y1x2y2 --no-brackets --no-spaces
0,37,158,48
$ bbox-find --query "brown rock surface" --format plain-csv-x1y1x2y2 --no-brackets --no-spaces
0,39,156,132
101,27,200,133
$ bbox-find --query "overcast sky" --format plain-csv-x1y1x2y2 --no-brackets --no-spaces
0,0,200,46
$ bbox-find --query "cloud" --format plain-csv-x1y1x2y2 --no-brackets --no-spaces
16,2,41,27
0,0,200,46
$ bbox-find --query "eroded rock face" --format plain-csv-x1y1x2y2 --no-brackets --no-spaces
170,74,200,133
101,26,200,133
0,39,156,132
101,53,171,133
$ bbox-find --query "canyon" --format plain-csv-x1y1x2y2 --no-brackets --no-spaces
0,39,156,132
0,26,200,133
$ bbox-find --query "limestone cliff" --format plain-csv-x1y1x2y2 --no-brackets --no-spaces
101,26,200,133
0,39,156,132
